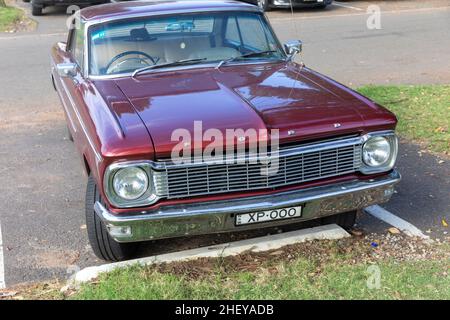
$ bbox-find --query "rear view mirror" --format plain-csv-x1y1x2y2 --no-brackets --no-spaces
56,63,77,78
284,40,302,61
57,41,67,52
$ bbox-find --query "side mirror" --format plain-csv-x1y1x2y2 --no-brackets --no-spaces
56,63,77,78
57,41,67,52
284,40,302,61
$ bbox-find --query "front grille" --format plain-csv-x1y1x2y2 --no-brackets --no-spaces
153,137,363,199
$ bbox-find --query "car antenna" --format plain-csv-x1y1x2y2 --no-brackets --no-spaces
288,0,304,100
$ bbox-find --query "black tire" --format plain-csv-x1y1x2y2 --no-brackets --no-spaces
31,4,42,16
317,4,328,9
321,210,357,230
23,0,31,3
85,175,138,261
257,0,271,11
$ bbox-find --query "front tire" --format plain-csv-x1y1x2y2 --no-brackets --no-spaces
85,175,138,261
31,3,42,16
321,210,357,230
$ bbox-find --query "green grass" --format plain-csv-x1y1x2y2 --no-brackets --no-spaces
72,258,449,300
358,85,450,154
0,5,23,32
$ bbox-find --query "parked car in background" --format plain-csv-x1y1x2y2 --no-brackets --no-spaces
239,0,333,11
25,0,108,16
51,0,400,261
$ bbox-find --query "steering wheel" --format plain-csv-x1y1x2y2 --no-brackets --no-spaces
105,51,157,74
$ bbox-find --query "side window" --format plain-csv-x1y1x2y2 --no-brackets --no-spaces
237,16,267,51
68,23,84,70
225,16,241,45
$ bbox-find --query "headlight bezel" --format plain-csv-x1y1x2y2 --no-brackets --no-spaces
360,131,398,174
104,161,159,208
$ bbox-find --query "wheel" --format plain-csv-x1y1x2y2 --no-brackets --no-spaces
85,175,138,261
317,4,328,9
31,4,42,16
67,126,73,142
257,0,271,11
321,210,357,230
23,0,31,3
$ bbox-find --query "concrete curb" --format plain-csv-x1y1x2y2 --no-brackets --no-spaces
72,224,350,284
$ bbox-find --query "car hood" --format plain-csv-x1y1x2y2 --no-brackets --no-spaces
110,62,396,158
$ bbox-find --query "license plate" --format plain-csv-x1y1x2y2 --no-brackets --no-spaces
235,206,302,226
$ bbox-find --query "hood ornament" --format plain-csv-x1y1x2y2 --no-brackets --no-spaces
334,123,342,128
287,130,295,136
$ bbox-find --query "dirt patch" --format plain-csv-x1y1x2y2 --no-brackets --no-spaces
0,281,62,300
33,249,80,269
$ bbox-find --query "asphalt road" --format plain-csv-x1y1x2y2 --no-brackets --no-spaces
0,0,449,286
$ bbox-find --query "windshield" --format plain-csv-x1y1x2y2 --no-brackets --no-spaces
88,11,285,76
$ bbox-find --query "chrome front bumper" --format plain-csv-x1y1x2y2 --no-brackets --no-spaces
95,170,401,243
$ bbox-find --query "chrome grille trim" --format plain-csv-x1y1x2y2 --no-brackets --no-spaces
152,136,363,199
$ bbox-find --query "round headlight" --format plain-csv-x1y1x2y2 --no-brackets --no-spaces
363,136,391,167
112,167,149,200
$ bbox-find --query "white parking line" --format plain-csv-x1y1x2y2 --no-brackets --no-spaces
364,205,429,239
333,1,364,11
0,222,5,289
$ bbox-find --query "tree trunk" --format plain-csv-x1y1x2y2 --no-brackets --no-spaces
0,0,6,8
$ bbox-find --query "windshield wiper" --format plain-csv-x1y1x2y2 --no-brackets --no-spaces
132,58,207,78
216,50,278,69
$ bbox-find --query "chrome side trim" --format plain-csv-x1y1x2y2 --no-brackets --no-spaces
95,170,401,242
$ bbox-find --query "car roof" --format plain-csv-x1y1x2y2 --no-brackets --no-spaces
80,0,259,22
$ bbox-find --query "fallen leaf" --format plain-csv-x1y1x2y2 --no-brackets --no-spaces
350,229,364,236
269,250,283,256
388,227,401,234
434,127,447,133
0,291,17,298
442,219,448,227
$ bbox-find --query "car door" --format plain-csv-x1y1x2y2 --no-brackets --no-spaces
60,23,88,143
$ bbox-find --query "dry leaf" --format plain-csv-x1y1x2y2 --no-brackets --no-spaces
388,227,401,234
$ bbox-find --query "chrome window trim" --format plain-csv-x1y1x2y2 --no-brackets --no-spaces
103,131,398,208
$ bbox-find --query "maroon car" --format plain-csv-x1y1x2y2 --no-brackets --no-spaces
51,0,400,261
